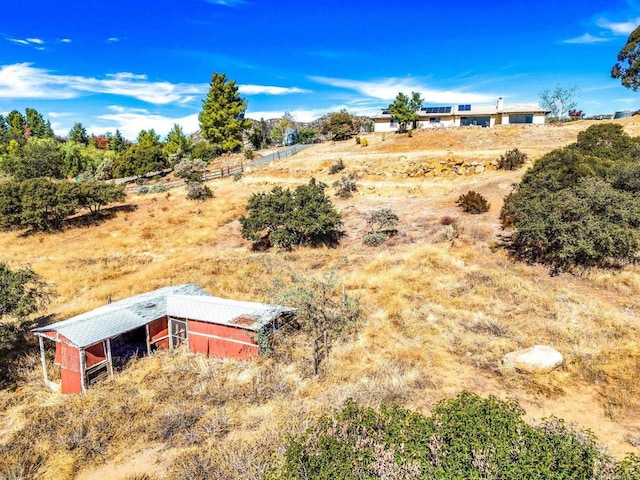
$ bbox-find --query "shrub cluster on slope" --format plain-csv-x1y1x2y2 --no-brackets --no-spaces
240,178,342,249
267,392,640,480
501,124,640,272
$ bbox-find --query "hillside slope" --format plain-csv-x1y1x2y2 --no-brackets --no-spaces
1,118,639,479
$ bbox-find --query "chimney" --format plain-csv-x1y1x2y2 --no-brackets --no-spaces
497,97,504,111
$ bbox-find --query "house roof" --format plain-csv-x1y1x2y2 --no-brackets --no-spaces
33,284,212,348
166,295,296,331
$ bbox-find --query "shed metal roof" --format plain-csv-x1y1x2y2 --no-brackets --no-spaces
33,284,212,348
166,294,296,331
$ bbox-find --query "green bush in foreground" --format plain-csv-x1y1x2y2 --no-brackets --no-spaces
501,124,640,272
267,392,639,480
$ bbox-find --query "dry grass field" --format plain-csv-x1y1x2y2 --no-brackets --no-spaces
1,118,640,479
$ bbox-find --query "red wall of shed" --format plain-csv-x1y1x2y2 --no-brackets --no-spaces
85,342,106,368
187,320,259,359
55,343,82,394
148,316,169,349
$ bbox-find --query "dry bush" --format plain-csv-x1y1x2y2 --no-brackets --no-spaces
457,190,490,214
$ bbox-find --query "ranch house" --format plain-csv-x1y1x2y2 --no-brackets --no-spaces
372,97,550,132
33,284,296,394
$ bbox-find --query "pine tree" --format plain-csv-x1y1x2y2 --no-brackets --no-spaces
198,72,251,153
68,122,89,145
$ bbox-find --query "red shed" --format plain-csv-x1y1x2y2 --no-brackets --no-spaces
33,284,295,394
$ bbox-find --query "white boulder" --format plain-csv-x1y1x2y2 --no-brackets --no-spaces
502,345,563,374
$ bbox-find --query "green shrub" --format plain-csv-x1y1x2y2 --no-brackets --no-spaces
355,136,361,144
501,124,640,272
267,392,633,480
186,181,213,201
333,174,357,198
239,178,342,249
148,183,167,194
457,190,490,214
365,208,398,234
498,148,528,170
329,158,345,174
407,129,413,137
137,185,149,194
243,148,254,160
233,172,243,181
360,138,369,147
363,232,387,246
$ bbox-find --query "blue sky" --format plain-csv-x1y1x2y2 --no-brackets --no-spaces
1,0,639,140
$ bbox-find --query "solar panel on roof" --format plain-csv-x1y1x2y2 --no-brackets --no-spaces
424,106,451,114
458,104,471,111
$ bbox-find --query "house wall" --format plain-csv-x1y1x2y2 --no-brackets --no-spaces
417,117,456,129
373,118,398,133
187,320,259,359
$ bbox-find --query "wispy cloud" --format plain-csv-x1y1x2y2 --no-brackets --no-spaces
204,0,248,6
246,106,344,123
107,37,122,43
596,17,640,35
60,38,72,43
0,63,206,105
205,0,249,7
238,84,310,95
5,36,46,49
563,33,610,44
95,110,199,139
309,75,495,104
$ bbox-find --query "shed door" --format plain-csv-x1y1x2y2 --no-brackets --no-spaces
169,318,188,349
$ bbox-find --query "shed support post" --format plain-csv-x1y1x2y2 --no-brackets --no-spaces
79,348,87,395
105,338,113,376
168,318,174,350
38,336,49,386
145,324,151,354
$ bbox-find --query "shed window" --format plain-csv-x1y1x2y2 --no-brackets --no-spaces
169,318,188,349
430,117,441,123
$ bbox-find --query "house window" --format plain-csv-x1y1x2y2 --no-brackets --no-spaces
509,114,533,124
430,117,441,123
460,116,491,127
390,118,398,127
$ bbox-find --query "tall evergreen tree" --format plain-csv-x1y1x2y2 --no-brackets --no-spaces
111,129,127,153
198,72,251,152
25,108,54,138
6,110,25,136
68,122,89,145
163,123,192,157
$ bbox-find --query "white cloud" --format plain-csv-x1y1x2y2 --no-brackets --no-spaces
6,36,46,48
309,75,495,104
26,38,44,44
107,37,121,43
0,63,206,105
238,84,310,95
563,33,610,44
60,38,72,43
246,104,376,123
204,0,247,6
597,17,640,35
94,111,200,139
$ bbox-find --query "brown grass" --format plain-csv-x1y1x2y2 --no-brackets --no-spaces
1,118,640,478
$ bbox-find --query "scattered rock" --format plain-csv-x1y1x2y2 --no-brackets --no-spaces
502,345,563,373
